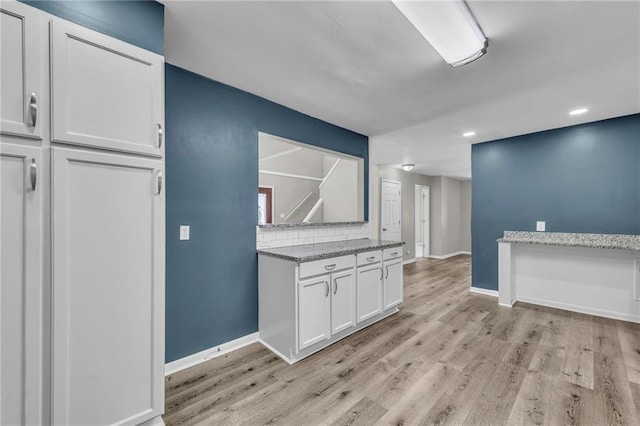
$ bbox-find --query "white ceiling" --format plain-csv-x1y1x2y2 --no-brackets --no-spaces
164,0,640,179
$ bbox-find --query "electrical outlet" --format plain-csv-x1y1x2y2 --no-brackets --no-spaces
536,221,546,232
180,225,190,240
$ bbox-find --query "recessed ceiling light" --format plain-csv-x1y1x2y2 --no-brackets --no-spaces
401,164,415,171
463,131,476,137
569,108,588,116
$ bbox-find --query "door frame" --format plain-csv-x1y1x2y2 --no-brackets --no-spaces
380,179,401,241
414,184,430,258
258,185,274,224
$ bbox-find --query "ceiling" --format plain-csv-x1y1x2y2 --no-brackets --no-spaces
164,1,640,179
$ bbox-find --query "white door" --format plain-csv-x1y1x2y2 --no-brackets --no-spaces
381,179,401,241
298,276,331,350
51,147,164,426
1,1,43,139
1,142,42,425
330,270,356,335
383,259,404,310
415,185,430,258
51,19,164,157
356,264,382,323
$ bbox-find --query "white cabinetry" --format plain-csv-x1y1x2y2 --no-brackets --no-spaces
298,276,331,350
1,1,43,139
51,148,164,425
383,249,404,310
259,245,402,364
0,141,43,425
0,3,165,425
356,252,383,323
51,19,164,157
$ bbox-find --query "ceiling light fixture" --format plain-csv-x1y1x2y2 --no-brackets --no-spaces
402,164,415,171
569,108,588,116
463,131,476,137
392,0,488,67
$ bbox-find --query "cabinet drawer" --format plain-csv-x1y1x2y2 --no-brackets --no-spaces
357,250,382,266
383,247,403,261
299,255,355,279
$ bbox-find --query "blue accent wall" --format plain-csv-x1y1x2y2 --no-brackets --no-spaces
19,0,164,55
165,64,369,362
472,114,640,291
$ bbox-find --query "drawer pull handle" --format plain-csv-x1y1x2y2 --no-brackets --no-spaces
324,264,336,271
367,256,376,262
325,281,329,297
391,252,398,257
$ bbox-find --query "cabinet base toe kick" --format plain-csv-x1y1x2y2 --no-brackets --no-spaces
260,307,400,364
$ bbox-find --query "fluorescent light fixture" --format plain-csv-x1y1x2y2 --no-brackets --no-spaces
392,0,488,67
463,131,476,137
401,164,415,171
569,108,588,116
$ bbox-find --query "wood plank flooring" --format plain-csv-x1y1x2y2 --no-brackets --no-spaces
164,255,640,425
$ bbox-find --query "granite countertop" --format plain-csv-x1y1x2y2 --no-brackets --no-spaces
497,231,640,252
257,238,404,262
258,221,368,229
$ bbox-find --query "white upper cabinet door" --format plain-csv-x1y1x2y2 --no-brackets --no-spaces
51,147,164,426
298,276,331,351
330,270,356,335
51,19,164,157
1,141,43,425
383,259,404,310
0,2,43,139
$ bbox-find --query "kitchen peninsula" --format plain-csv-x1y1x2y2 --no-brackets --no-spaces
258,239,404,363
498,231,640,322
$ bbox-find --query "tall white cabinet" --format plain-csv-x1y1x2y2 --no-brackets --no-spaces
1,2,165,425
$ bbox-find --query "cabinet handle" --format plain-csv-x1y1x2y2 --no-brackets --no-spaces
385,266,389,279
29,93,37,127
325,281,329,297
29,158,37,191
367,256,376,262
333,279,338,294
380,267,383,280
156,170,163,195
391,252,398,257
157,123,163,149
324,264,336,271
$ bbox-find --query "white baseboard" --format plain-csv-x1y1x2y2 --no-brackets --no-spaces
429,251,471,260
516,295,640,324
165,332,259,376
469,286,498,298
403,258,416,265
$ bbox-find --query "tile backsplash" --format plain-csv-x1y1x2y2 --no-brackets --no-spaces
257,223,371,249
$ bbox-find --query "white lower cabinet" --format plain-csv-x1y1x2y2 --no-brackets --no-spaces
51,147,164,425
383,256,404,310
298,276,331,350
1,141,43,425
259,246,402,364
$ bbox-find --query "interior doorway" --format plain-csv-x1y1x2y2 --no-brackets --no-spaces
380,179,401,242
414,185,430,258
258,186,274,224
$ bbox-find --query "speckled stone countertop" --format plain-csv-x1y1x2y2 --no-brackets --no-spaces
258,221,368,229
497,231,640,251
257,238,404,262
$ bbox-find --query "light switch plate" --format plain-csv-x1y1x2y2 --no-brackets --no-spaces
536,221,546,232
180,225,190,240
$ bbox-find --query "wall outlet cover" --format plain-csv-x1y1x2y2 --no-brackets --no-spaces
536,221,546,232
180,225,190,240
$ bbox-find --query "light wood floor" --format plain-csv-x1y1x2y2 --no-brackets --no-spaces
164,255,640,425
